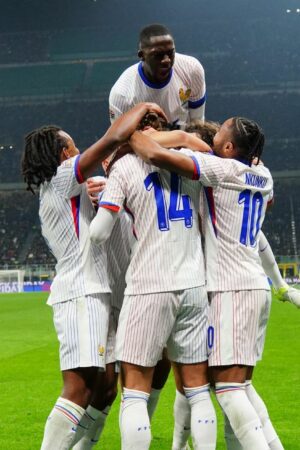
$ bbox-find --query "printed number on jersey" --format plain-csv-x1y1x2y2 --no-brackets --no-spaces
144,172,193,231
238,189,263,246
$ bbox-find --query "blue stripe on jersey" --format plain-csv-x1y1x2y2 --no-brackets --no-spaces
191,156,201,180
188,92,206,109
204,187,217,237
74,154,84,184
138,62,173,89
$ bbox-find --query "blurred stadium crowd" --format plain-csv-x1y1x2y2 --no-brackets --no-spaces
0,12,299,269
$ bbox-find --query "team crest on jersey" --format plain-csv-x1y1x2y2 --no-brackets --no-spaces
179,87,191,104
98,345,105,357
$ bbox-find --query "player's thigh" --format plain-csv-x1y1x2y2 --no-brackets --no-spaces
208,290,270,367
52,293,110,371
255,290,272,362
167,286,209,365
116,292,178,367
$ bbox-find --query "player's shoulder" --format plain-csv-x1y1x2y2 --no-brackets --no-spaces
175,52,204,70
110,63,140,92
110,153,139,172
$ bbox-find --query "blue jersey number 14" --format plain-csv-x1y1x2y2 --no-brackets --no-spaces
144,172,193,231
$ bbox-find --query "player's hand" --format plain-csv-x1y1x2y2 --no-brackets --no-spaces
86,177,106,206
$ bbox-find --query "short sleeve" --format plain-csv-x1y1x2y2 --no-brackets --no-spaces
51,155,84,199
187,57,206,108
98,164,126,212
190,153,228,187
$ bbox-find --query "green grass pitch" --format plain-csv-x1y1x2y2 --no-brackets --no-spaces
0,292,299,449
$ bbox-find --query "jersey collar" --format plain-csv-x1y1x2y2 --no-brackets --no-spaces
138,62,173,89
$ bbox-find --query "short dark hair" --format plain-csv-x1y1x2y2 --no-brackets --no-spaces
185,120,220,147
139,23,173,48
231,117,265,164
21,125,67,193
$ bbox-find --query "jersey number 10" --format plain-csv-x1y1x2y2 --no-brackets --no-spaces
238,189,263,246
144,172,193,231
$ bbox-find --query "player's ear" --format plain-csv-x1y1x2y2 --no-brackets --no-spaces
138,49,144,60
62,147,70,160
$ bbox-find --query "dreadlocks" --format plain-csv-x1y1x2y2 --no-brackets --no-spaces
22,125,67,194
231,117,265,165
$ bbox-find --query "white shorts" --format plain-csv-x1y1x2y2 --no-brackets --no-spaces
52,293,110,371
116,286,208,367
208,290,271,367
105,306,120,366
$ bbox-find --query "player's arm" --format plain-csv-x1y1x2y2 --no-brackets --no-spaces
129,131,196,179
143,129,211,152
90,208,118,245
187,58,206,122
78,102,167,180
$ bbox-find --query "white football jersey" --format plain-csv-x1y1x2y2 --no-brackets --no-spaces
99,153,205,295
39,155,110,305
191,153,273,291
109,53,206,128
106,209,135,310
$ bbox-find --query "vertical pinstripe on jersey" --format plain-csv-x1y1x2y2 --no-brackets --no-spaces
39,155,110,305
109,53,206,127
99,153,205,295
208,290,270,366
106,210,135,310
191,153,273,291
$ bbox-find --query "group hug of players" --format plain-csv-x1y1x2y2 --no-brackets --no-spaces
22,23,299,450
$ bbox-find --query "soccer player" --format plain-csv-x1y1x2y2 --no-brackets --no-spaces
21,102,166,450
89,138,217,449
109,23,206,128
129,116,284,449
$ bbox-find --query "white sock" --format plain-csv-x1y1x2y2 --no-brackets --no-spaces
215,382,269,450
41,397,85,450
147,388,161,420
172,390,191,450
246,381,284,449
259,232,287,290
184,384,217,450
121,388,151,450
72,405,111,449
223,413,243,450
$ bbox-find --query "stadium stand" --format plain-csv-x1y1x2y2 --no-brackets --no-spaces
0,11,299,270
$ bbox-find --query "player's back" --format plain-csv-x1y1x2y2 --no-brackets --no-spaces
197,155,273,291
100,153,205,295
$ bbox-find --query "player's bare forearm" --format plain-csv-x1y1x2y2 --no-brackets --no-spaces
79,103,167,179
148,130,211,152
130,131,195,179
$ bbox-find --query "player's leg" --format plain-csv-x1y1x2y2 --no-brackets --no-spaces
73,363,118,450
209,291,269,449
73,307,119,449
245,368,284,450
169,286,216,450
116,292,177,450
259,232,300,307
41,294,110,450
171,364,191,450
148,349,171,419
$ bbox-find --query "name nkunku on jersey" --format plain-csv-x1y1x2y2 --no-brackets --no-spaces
109,53,206,127
99,153,206,295
39,155,110,305
191,152,273,291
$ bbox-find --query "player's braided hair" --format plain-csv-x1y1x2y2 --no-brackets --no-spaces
231,117,265,165
22,125,67,194
185,120,220,147
139,23,172,47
